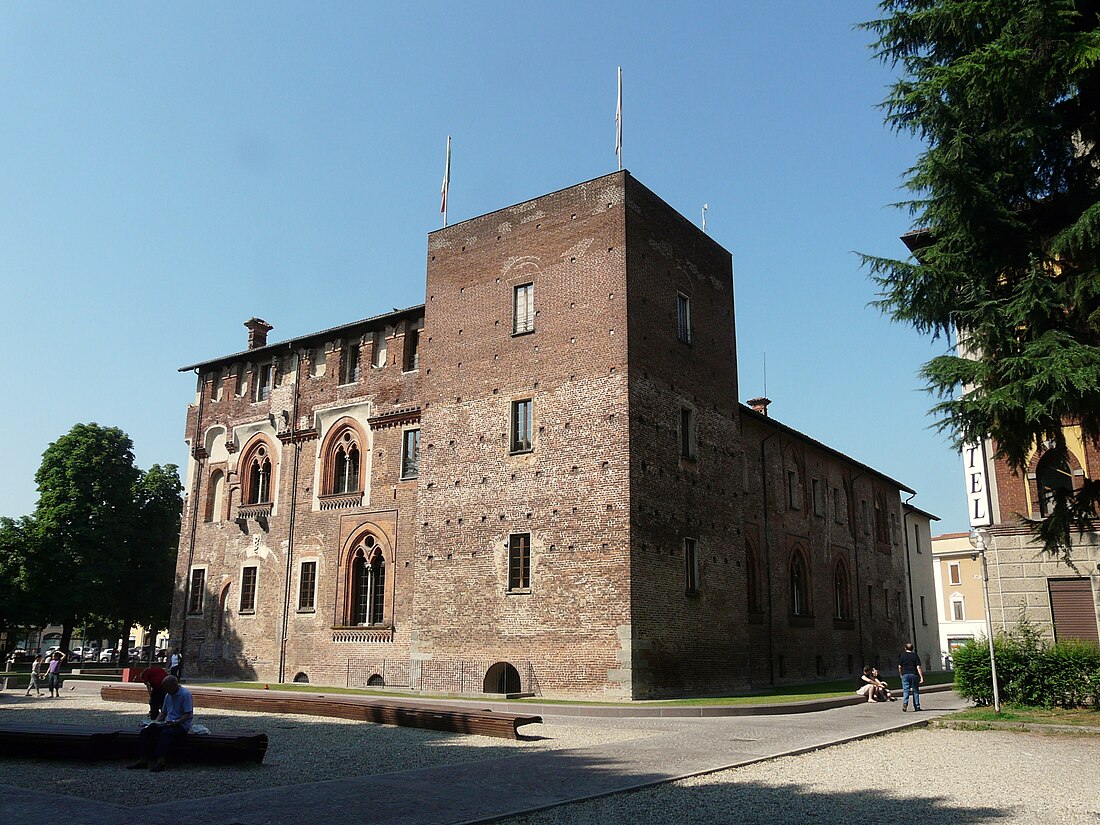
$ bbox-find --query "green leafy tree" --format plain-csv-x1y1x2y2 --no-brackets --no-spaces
861,1,1100,556
28,423,141,651
0,516,45,640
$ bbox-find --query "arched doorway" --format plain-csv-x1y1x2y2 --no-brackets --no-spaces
483,661,521,694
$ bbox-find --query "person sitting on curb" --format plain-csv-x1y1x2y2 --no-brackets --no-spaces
856,666,881,703
871,667,895,702
128,674,193,772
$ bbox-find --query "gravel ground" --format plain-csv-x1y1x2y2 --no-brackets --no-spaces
501,727,1100,825
0,687,655,804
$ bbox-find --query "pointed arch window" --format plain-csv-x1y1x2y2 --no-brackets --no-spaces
348,534,385,626
746,543,762,614
1036,450,1073,518
833,559,852,620
240,440,275,506
322,424,365,499
204,469,226,522
790,550,811,617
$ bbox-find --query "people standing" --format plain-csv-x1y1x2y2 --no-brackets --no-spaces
25,655,44,697
128,674,193,772
139,665,169,719
169,647,182,680
46,650,66,698
898,642,924,711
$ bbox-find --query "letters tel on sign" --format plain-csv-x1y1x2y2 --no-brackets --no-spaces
963,441,992,527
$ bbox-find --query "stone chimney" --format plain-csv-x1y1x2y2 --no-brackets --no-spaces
747,397,771,417
244,318,273,350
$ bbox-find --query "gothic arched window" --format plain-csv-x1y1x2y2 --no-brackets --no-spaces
790,550,811,617
349,534,385,626
241,440,274,505
1036,450,1073,518
833,558,851,619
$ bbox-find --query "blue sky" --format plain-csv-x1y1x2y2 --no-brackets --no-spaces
0,2,968,529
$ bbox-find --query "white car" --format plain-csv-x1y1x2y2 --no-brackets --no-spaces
99,649,118,663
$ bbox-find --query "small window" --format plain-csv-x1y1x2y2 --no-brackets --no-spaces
401,428,420,479
685,538,699,594
787,471,800,510
913,522,922,553
867,584,874,618
812,479,823,516
508,533,530,591
883,588,890,619
790,552,810,617
239,566,258,613
833,561,851,619
510,399,533,453
340,342,361,385
680,407,696,460
952,597,965,621
403,328,420,371
298,561,317,612
920,594,927,625
949,562,961,586
513,283,535,334
861,499,870,535
676,292,691,343
372,331,387,368
833,487,843,523
188,569,206,615
253,363,274,402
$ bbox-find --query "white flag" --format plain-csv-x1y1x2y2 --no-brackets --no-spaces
615,67,622,170
440,135,451,225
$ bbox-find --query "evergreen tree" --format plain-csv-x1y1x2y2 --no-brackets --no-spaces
861,0,1100,555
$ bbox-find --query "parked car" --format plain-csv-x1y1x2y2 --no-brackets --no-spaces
99,649,118,663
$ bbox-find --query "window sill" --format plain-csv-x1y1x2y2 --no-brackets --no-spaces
512,329,536,338
238,610,256,616
509,448,534,456
399,474,418,482
506,588,531,596
401,368,419,375
684,588,701,598
296,609,316,615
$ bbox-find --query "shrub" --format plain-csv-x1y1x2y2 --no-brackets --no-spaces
1047,639,1100,709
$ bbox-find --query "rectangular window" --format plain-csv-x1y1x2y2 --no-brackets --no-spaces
861,499,870,534
787,471,800,510
340,343,361,385
812,478,823,516
401,428,420,479
513,283,535,334
896,591,902,622
188,569,206,615
510,399,533,453
867,584,874,618
884,588,890,619
833,488,843,523
676,292,691,343
680,407,696,460
508,533,530,591
949,562,961,586
685,537,699,593
403,328,420,371
372,331,387,368
920,595,927,625
254,363,274,402
952,598,965,621
298,561,317,612
890,512,899,544
239,566,258,613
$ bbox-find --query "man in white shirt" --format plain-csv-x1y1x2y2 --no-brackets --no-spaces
128,674,193,772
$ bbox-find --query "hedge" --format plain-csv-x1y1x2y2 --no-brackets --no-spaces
953,620,1100,709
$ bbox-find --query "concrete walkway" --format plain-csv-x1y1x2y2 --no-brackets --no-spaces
1,688,966,825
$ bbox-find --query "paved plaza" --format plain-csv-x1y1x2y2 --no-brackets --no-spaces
1,684,1097,824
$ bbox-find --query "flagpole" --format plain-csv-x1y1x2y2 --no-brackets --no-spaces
441,135,451,228
615,66,622,171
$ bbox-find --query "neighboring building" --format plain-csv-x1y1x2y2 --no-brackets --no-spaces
903,504,942,672
170,171,923,699
931,532,988,666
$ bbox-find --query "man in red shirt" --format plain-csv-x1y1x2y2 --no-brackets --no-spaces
139,666,169,720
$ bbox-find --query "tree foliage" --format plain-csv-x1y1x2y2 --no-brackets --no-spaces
861,0,1100,555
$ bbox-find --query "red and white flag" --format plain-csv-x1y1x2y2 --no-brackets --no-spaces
440,135,451,226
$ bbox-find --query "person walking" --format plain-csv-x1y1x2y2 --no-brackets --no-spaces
46,650,66,698
898,642,924,711
25,654,44,697
169,648,182,680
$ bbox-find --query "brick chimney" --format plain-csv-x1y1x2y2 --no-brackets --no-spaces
747,397,771,417
244,318,273,350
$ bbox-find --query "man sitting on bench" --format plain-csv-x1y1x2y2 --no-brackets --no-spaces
128,675,192,772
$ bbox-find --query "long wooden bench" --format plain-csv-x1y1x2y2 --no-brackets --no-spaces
0,722,267,764
101,684,542,739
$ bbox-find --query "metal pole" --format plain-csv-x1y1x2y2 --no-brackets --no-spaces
979,546,1002,713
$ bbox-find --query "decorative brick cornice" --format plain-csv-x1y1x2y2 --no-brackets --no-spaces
319,491,364,511
237,503,273,521
332,626,394,644
278,428,318,444
368,406,421,431
191,445,208,460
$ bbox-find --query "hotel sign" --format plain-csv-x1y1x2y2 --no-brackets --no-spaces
963,440,992,527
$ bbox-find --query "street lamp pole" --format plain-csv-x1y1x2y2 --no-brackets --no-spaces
969,528,1002,713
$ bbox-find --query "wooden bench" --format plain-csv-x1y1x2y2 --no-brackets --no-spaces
0,722,267,764
101,684,542,739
